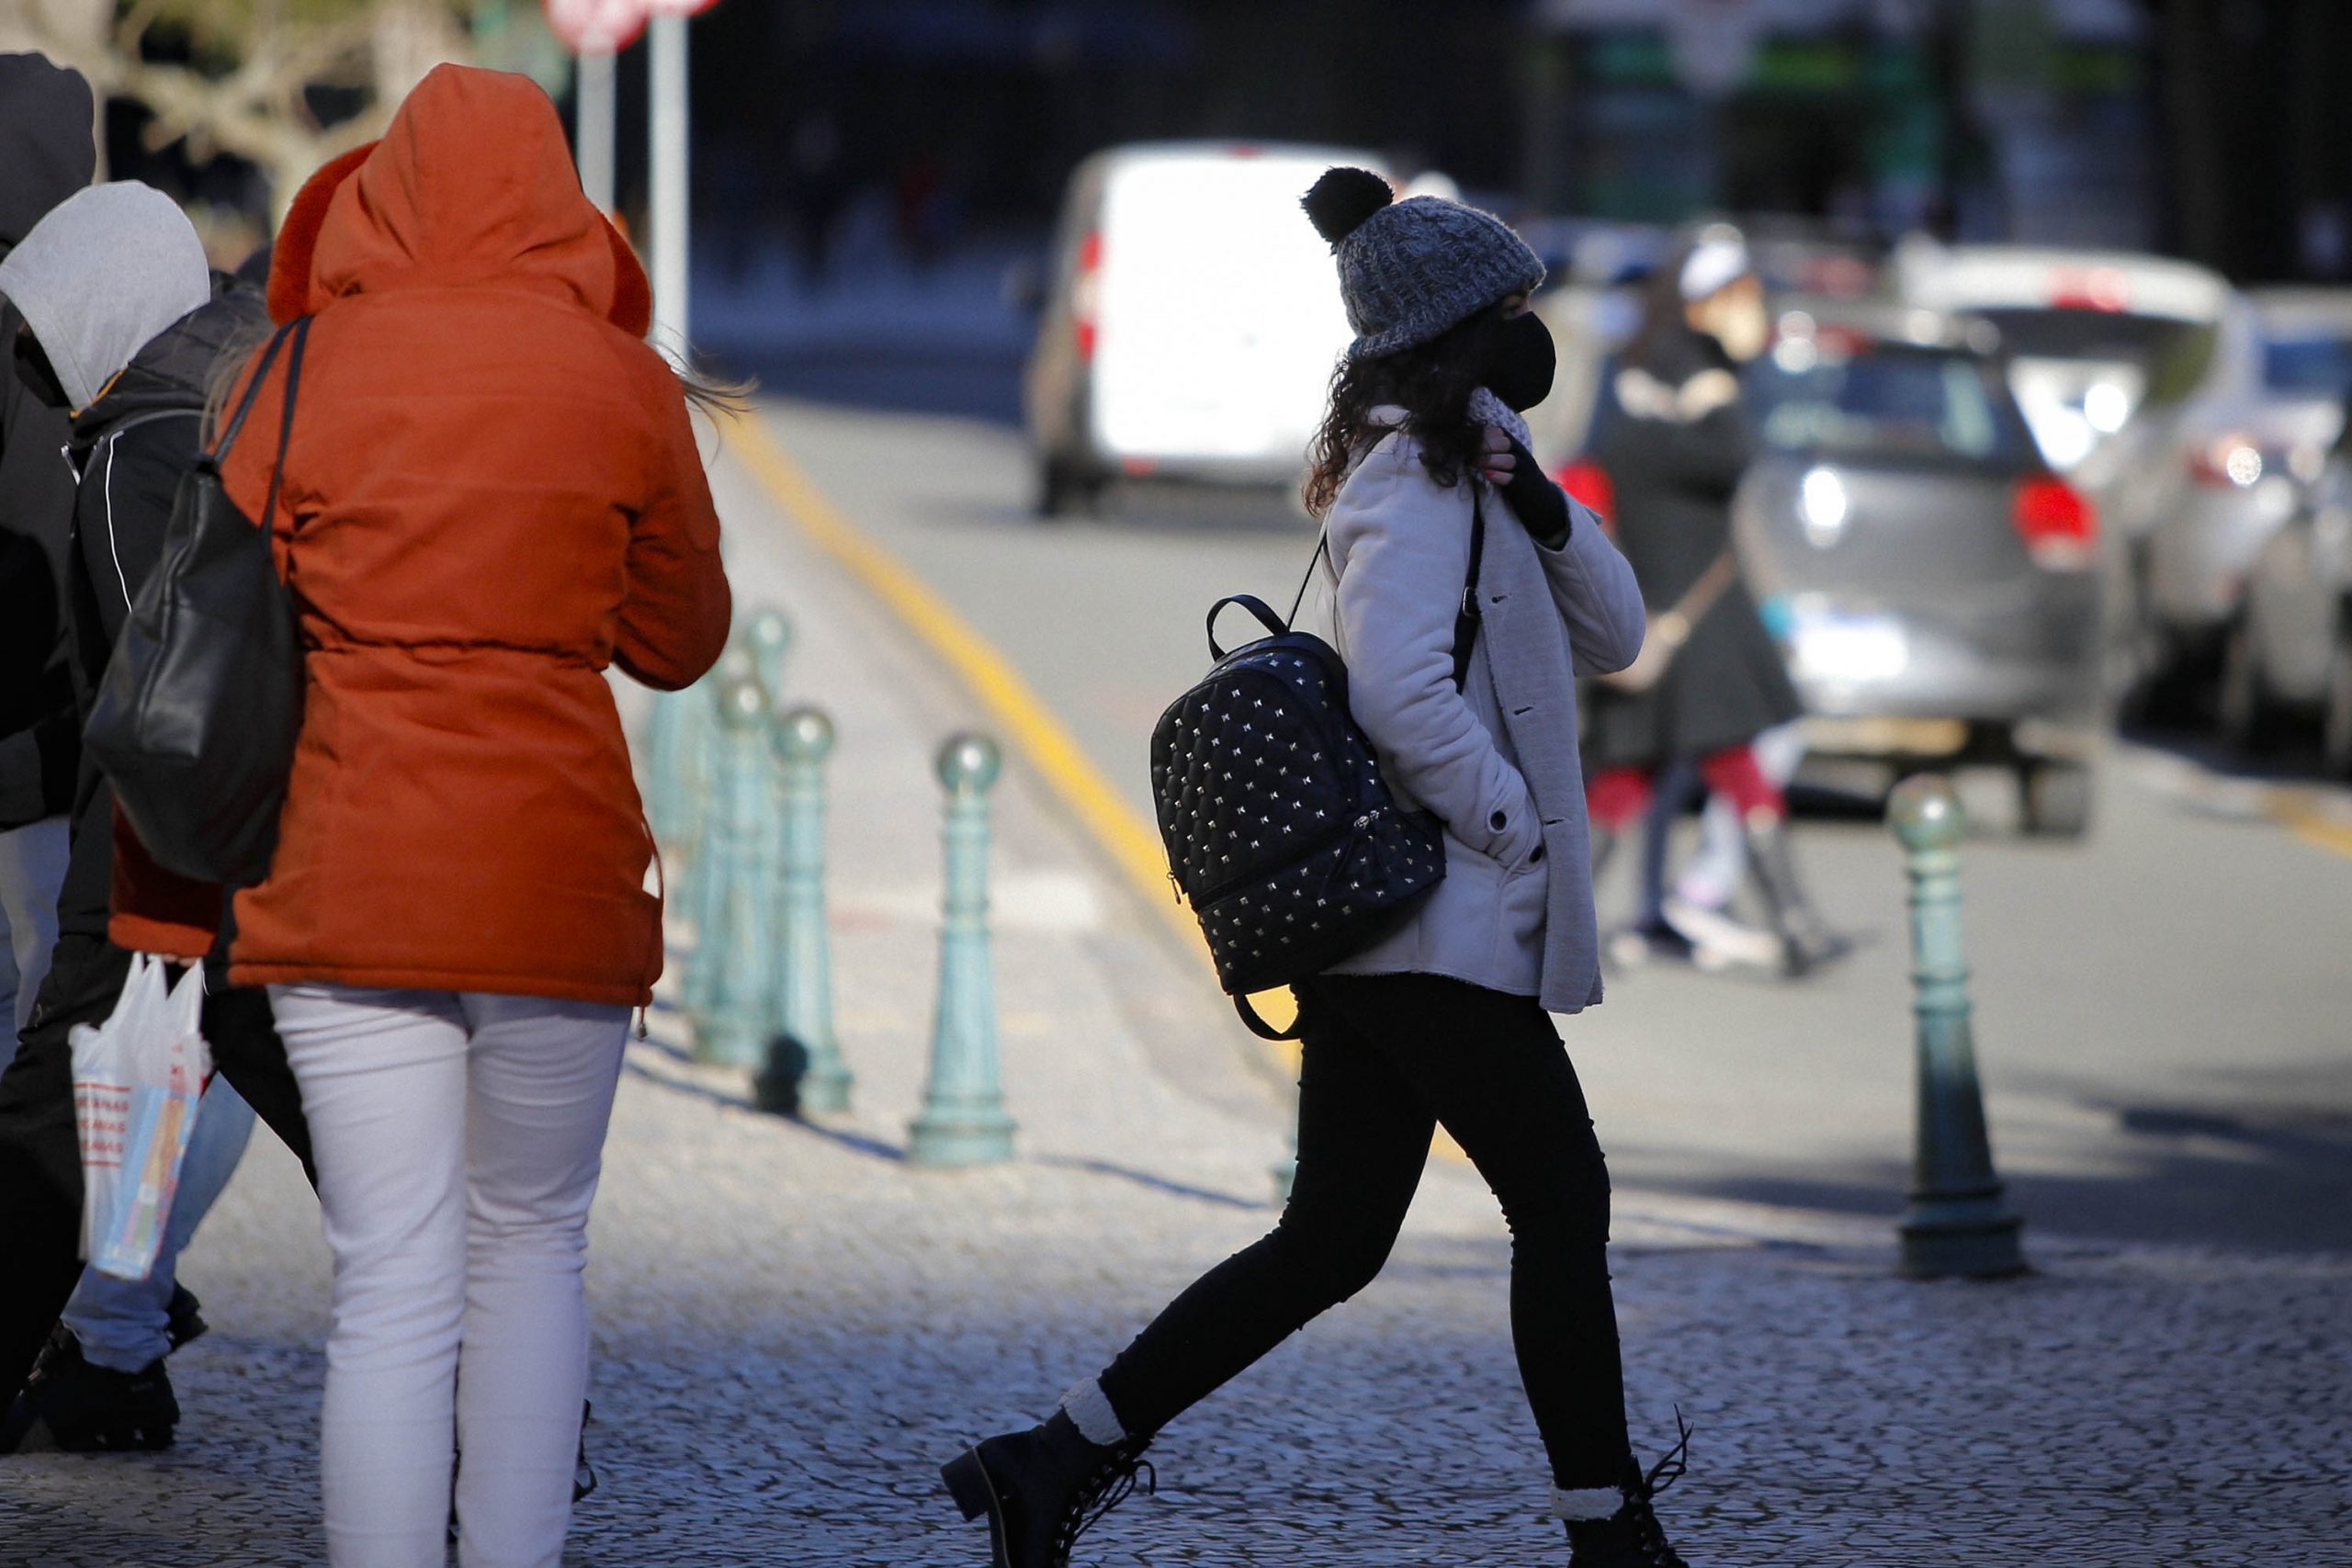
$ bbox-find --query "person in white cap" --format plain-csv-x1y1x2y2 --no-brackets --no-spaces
1579,225,1847,978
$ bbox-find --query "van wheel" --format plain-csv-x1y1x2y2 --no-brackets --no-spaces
1036,457,1102,520
2322,622,2352,780
2216,617,2283,755
2018,760,2093,838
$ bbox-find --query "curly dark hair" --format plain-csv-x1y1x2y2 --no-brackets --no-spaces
1302,307,1493,519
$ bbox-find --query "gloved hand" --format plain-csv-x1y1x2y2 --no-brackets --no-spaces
1477,426,1570,549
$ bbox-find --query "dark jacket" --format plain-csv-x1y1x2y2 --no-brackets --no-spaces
46,284,267,945
1581,329,1801,769
0,54,96,829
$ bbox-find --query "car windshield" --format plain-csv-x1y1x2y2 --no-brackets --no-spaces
1969,308,2218,404
1747,345,2032,464
2262,333,2352,398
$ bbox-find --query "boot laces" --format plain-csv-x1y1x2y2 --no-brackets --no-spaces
1052,1449,1155,1559
1624,1409,1692,1567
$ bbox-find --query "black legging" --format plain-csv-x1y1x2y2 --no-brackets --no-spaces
1098,972,1632,1492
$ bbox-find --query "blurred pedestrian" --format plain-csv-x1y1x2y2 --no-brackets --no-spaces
944,169,1700,1568
0,51,93,1046
1580,229,1846,976
103,65,730,1566
0,180,311,1452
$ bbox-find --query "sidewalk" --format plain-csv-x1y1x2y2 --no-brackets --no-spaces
1,430,2345,1566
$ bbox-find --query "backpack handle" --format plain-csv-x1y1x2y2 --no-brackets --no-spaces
1205,594,1290,660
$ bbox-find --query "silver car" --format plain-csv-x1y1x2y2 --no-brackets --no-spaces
2125,292,2351,700
1734,310,2107,834
2229,411,2352,773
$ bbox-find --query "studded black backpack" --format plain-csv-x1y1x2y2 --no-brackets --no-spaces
1150,498,1485,1040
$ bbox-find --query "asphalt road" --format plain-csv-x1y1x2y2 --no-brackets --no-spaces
744,391,2352,1254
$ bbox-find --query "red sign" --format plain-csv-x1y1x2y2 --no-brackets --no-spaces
544,0,717,53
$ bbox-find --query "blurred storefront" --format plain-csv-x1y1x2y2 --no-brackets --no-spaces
1522,0,2157,249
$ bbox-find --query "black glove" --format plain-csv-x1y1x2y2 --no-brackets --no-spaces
1495,434,1570,549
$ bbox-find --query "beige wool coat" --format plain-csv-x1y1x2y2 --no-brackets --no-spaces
1317,423,1645,1013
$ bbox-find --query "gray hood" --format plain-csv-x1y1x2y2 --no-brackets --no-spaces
0,53,96,257
0,182,210,412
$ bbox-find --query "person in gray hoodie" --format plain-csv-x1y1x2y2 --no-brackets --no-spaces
0,53,94,1043
0,181,312,1453
942,172,1693,1568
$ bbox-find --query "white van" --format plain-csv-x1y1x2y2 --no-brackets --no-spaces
1023,141,1385,515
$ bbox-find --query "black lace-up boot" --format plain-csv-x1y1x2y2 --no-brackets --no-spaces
942,1410,1154,1568
1566,1419,1693,1567
0,1332,179,1452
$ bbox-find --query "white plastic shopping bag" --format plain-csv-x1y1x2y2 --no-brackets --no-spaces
68,954,213,1280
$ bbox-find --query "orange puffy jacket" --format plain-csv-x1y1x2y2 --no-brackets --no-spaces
110,65,730,1009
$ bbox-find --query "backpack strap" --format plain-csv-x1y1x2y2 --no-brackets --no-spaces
207,318,300,462
1205,594,1290,660
1452,490,1486,692
1234,993,1301,1042
256,316,312,542
1287,491,1486,693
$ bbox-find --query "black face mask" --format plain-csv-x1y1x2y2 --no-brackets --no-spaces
1478,308,1555,412
13,331,70,411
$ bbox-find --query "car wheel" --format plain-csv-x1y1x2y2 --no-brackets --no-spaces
1036,457,1101,520
2018,761,2093,838
2216,617,2282,755
2323,623,2352,780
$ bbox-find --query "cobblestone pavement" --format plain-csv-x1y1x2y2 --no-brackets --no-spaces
5,445,2346,1567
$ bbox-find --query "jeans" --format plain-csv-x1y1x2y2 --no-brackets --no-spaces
270,984,628,1568
0,815,71,1044
2,936,312,1409
1094,973,1632,1493
62,1076,257,1371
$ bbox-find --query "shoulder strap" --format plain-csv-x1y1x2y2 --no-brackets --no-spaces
256,316,312,541
208,318,300,462
1287,487,1486,693
1663,549,1738,631
1451,490,1486,691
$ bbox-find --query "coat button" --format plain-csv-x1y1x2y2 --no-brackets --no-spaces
1490,809,1507,830
1529,844,1544,863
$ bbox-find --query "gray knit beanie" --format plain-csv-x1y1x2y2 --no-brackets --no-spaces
0,181,209,411
1303,167,1544,359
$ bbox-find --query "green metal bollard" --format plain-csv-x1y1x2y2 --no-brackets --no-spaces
745,606,793,705
908,734,1018,1167
1888,774,2027,1279
640,684,697,850
756,706,852,1115
688,675,778,1068
679,646,759,1013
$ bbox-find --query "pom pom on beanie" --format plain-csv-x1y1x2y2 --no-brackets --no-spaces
1302,166,1394,248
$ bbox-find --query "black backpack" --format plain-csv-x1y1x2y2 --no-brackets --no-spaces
1150,496,1484,1039
85,316,311,886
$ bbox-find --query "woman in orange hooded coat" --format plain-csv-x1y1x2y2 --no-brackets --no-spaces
114,66,730,1566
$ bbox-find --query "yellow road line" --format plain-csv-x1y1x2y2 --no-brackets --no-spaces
722,410,1249,976
2266,792,2352,861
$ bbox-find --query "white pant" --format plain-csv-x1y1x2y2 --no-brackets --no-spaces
272,985,629,1568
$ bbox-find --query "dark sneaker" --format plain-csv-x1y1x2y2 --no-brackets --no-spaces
943,1410,1154,1568
165,1285,209,1353
1566,1416,1693,1567
0,1335,179,1453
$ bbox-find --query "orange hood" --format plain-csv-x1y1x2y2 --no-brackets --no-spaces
267,63,650,336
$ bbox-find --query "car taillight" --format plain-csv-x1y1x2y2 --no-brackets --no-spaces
2012,475,2097,569
1555,457,1615,525
1072,229,1102,360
